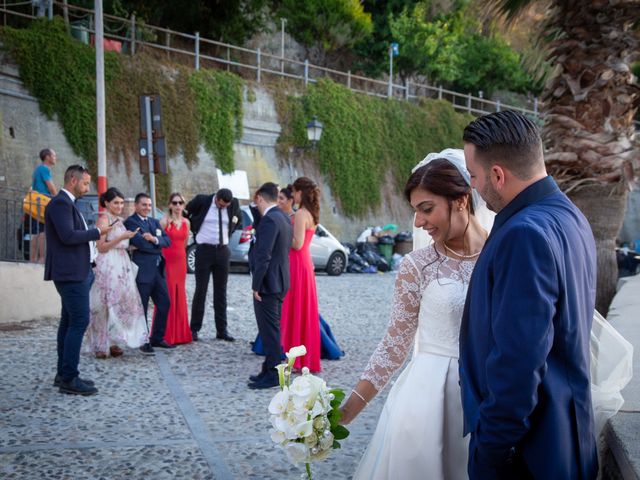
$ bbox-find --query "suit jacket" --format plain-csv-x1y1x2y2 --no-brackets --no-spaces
44,191,100,282
459,176,598,479
250,206,293,295
184,193,241,240
124,214,171,284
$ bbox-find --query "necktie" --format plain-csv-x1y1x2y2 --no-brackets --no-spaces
218,207,223,245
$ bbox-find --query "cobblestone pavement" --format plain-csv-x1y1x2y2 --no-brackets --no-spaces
0,272,398,479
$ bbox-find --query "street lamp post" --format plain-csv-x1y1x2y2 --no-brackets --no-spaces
288,117,323,182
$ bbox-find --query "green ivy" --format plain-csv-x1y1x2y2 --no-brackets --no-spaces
277,80,472,217
188,69,244,174
1,19,244,177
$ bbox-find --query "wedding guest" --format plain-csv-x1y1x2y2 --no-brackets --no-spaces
185,188,241,342
156,192,192,345
277,184,294,218
46,165,110,395
248,182,293,389
280,177,321,372
125,193,175,353
460,111,598,479
86,187,148,358
29,148,58,263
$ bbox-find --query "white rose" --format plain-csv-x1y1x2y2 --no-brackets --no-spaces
289,376,312,398
312,416,326,431
310,447,332,462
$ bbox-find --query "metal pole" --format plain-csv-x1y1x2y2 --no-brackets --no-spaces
496,99,501,112
347,70,351,90
144,96,157,218
280,18,286,74
195,31,200,70
62,0,69,27
467,93,472,113
257,48,261,83
96,0,107,199
130,14,136,55
438,85,443,100
405,78,409,101
534,97,538,115
47,0,52,19
388,45,393,98
304,59,308,87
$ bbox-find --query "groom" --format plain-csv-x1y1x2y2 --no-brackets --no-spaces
460,111,598,479
248,182,293,389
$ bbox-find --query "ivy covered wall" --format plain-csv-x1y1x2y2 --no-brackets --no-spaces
2,18,471,219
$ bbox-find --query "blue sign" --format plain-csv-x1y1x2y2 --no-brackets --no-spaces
391,42,399,56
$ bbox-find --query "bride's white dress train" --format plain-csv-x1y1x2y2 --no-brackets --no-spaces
354,245,473,480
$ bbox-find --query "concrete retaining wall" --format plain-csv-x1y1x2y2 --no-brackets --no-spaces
0,261,59,323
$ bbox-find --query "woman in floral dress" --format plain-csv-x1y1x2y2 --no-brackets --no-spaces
85,187,148,358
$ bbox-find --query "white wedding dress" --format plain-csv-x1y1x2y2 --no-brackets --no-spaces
354,245,473,480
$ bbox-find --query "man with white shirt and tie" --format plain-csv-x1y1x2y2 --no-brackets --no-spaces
45,165,111,396
124,193,174,353
184,188,241,342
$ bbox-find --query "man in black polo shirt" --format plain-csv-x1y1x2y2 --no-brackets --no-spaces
185,188,241,341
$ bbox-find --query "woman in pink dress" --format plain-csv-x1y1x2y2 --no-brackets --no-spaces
156,192,192,345
280,177,321,372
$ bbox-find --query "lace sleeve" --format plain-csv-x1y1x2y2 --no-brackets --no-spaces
361,254,422,392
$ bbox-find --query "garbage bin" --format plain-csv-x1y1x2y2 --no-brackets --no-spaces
377,235,395,264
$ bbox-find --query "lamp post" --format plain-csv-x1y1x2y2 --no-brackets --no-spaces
288,117,324,181
306,116,323,147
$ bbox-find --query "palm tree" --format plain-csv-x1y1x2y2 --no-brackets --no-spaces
484,0,640,315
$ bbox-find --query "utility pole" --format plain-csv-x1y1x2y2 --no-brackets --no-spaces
388,42,399,98
96,0,107,199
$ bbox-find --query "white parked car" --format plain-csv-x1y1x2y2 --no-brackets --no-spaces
186,206,347,276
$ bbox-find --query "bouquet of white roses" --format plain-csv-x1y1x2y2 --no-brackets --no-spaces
268,345,349,479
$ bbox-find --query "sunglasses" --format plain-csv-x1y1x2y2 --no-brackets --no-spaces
171,200,184,205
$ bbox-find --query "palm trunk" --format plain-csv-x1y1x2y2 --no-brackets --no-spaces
568,185,628,316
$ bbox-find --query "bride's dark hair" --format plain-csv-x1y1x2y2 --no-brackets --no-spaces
404,159,474,215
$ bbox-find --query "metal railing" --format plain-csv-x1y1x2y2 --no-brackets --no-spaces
0,0,539,118
0,189,43,263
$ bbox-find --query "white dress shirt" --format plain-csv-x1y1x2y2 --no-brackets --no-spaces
196,201,229,245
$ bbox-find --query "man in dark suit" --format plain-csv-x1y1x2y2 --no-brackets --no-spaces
460,111,598,479
184,188,241,341
248,182,293,389
45,165,110,396
124,193,175,353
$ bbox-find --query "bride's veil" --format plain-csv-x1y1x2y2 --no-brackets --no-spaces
409,148,632,437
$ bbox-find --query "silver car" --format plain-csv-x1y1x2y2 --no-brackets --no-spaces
187,206,347,276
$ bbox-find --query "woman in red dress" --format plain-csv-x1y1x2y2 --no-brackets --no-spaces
156,192,192,345
280,177,321,372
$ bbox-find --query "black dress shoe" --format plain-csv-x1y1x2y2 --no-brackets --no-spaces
139,343,155,355
248,373,279,389
191,331,198,342
216,333,235,342
150,340,176,349
59,377,98,396
53,374,94,388
249,370,267,382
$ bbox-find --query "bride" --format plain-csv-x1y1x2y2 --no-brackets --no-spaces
340,149,632,479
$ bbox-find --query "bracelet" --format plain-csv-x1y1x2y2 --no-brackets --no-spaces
351,389,369,407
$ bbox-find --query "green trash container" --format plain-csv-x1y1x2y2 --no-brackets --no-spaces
378,243,393,264
70,21,89,45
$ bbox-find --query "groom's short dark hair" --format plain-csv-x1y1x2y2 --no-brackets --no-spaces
256,182,279,203
463,110,543,180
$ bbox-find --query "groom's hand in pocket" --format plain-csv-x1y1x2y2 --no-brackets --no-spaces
253,290,262,302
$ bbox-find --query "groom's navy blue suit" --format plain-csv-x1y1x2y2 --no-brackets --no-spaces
460,176,598,479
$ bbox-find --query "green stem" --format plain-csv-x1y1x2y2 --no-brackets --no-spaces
306,462,312,480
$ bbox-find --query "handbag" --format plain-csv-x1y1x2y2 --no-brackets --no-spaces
23,190,51,224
